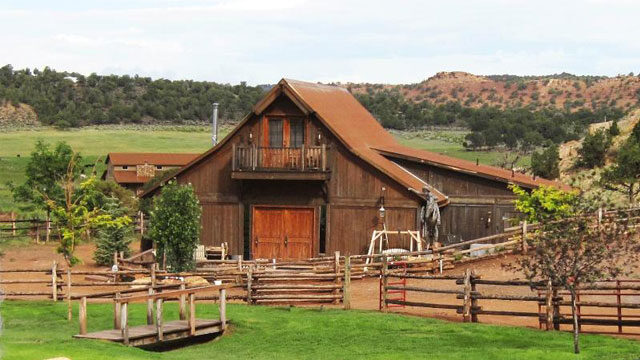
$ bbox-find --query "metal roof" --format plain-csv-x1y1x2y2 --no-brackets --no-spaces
375,145,573,191
112,171,152,184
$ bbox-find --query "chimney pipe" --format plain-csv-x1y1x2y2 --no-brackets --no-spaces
212,102,219,145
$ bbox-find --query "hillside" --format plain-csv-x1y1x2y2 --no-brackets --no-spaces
559,108,640,175
1,65,637,153
0,101,37,127
0,64,267,128
348,71,640,112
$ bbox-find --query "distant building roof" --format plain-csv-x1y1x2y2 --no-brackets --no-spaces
112,170,152,184
106,153,200,166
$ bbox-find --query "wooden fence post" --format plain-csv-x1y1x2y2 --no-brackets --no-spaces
67,268,72,321
45,213,50,243
382,256,388,312
156,299,164,341
220,287,227,330
521,220,528,254
121,302,129,345
150,265,156,287
470,270,478,323
114,292,122,329
236,255,243,284
179,281,187,320
146,288,154,325
617,280,623,334
11,212,16,236
553,286,560,330
79,296,87,335
51,261,57,302
35,221,40,244
140,211,145,236
334,251,341,304
545,279,553,330
343,256,351,310
189,293,196,335
246,268,253,304
462,269,472,323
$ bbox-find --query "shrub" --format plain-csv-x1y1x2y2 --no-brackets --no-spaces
577,129,611,168
531,145,560,179
94,222,133,266
149,181,201,272
609,119,620,137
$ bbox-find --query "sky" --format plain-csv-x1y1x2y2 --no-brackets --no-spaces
0,0,639,85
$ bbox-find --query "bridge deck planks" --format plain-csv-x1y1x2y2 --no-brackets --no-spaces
74,319,224,346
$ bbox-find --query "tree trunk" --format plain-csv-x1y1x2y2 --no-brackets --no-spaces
570,290,580,354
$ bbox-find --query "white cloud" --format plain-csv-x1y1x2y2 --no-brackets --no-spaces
0,0,638,83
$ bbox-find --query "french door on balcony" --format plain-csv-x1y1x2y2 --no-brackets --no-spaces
262,117,305,169
252,206,314,260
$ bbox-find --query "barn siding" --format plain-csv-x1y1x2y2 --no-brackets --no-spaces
391,158,514,196
389,158,520,243
200,203,242,253
328,205,417,255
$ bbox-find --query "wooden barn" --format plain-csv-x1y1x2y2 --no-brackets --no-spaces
142,79,569,260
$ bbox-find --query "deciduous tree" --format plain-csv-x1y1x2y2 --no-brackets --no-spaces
511,185,640,354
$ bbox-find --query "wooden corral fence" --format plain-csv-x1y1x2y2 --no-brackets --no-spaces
547,279,640,336
0,212,148,242
379,261,640,336
247,252,346,306
75,284,231,347
0,217,50,242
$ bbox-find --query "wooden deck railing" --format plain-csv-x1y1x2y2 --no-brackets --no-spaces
232,144,327,172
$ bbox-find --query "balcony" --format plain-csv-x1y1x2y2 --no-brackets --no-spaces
231,144,330,180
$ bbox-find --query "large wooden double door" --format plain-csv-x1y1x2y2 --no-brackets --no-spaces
252,206,314,260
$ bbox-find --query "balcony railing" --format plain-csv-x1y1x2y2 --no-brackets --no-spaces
232,144,327,172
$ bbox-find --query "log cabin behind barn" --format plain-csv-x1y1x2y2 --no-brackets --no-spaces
103,153,199,194
142,79,569,260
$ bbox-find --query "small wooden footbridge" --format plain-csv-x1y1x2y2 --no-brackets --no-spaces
74,284,230,347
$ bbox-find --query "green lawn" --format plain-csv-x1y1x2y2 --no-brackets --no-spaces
0,301,638,360
0,126,227,213
392,129,531,167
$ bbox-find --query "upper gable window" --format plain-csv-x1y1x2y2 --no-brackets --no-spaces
269,118,283,148
289,120,305,148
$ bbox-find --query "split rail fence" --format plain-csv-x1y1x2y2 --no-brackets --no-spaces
380,260,640,336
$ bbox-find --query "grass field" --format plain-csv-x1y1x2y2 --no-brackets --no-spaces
0,126,528,213
1,301,638,360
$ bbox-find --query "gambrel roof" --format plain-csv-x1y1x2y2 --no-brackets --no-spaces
141,79,570,201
